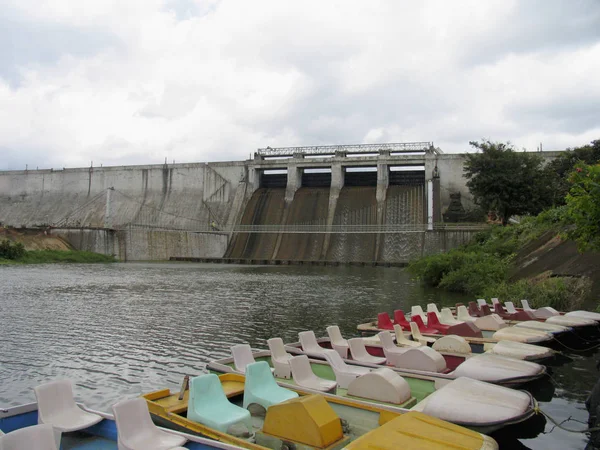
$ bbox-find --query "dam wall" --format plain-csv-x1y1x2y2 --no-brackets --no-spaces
1,144,561,262
0,162,248,260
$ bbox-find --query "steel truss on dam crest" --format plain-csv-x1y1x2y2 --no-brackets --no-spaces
256,142,440,157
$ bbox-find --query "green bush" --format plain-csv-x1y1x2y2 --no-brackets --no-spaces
481,276,589,312
0,240,25,260
20,250,116,264
438,253,508,294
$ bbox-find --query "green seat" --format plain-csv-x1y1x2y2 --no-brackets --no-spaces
243,361,299,410
187,374,253,435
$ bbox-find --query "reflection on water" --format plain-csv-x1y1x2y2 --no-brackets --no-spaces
0,262,597,449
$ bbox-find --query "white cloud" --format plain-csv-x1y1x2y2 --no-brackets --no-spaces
0,0,599,169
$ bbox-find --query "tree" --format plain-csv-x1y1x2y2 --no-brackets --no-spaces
565,163,600,252
545,139,600,205
463,140,551,225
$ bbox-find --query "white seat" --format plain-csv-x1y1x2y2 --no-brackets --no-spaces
289,355,337,392
298,331,326,357
491,298,500,306
378,331,446,373
0,424,57,450
267,338,293,379
409,322,436,345
440,308,462,325
348,338,387,364
478,299,489,307
427,303,441,316
411,306,427,324
33,380,102,448
393,324,422,348
322,349,370,389
326,326,349,358
113,397,187,450
456,305,477,322
505,302,518,314
231,344,256,373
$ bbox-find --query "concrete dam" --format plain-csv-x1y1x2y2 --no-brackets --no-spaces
0,142,515,263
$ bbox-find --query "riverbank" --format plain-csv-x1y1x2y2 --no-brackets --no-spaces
0,228,115,264
0,249,116,265
408,209,599,310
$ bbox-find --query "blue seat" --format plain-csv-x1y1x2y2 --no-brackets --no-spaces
187,374,253,435
243,361,299,410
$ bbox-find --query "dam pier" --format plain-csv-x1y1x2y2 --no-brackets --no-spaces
1,142,556,264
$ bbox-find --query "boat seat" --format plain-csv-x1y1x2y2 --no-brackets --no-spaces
493,303,535,321
113,398,187,450
521,300,560,319
0,424,57,450
456,305,477,322
490,298,500,306
243,361,298,410
393,324,423,348
409,322,437,345
432,335,472,355
468,302,484,317
299,331,327,357
347,368,411,405
440,308,462,325
506,302,537,320
480,304,493,316
326,325,349,358
322,349,370,389
377,312,395,330
348,338,387,364
411,306,428,324
290,355,337,392
427,312,483,338
232,344,255,373
393,310,411,331
188,374,252,435
378,331,446,372
427,303,441,316
33,379,103,449
267,338,293,379
411,315,440,334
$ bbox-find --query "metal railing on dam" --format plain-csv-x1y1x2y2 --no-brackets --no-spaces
122,223,489,234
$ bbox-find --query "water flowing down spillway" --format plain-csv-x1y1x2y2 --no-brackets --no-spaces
275,188,330,261
325,187,378,262
380,185,426,261
225,188,285,259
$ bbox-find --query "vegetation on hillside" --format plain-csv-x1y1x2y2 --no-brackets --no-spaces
0,240,115,264
409,139,600,310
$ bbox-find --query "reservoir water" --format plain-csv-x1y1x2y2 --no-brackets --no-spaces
0,262,596,449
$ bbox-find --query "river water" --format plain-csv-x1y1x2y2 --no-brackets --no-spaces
0,263,596,449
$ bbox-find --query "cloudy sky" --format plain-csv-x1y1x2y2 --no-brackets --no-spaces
1,0,599,170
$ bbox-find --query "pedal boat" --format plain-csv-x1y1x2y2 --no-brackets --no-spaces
0,401,240,450
284,329,546,386
359,311,554,346
144,370,501,449
207,350,536,434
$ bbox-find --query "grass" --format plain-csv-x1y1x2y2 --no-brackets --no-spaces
1,250,116,264
407,206,592,311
